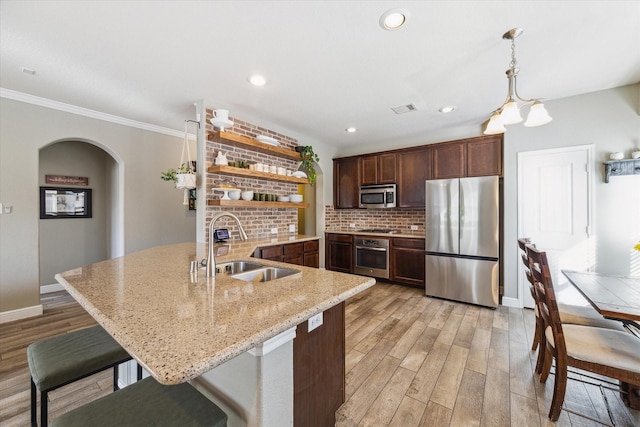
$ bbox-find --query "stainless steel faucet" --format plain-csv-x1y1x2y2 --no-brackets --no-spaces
206,212,248,277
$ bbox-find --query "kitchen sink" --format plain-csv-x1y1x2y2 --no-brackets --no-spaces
215,260,264,275
231,266,300,282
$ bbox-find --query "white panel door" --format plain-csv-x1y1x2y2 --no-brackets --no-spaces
517,146,593,308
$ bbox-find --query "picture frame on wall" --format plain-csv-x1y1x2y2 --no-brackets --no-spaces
40,187,92,219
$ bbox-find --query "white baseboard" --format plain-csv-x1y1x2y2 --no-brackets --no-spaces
41,283,64,294
501,296,521,308
0,304,43,324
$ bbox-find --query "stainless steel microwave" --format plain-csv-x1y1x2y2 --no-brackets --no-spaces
359,184,397,208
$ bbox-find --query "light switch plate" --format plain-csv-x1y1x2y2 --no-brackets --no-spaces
270,228,278,234
410,225,418,230
289,224,295,233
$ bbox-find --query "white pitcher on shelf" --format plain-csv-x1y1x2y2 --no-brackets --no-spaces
215,151,228,166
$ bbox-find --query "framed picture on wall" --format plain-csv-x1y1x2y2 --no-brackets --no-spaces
40,187,92,219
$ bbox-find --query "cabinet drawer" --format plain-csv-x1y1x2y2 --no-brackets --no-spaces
304,240,319,252
259,245,283,259
392,238,425,250
327,233,352,243
284,242,304,256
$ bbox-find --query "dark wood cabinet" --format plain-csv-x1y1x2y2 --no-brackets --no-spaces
253,239,320,268
360,153,397,185
325,233,353,273
397,148,431,208
303,240,320,268
254,244,284,261
333,157,360,209
432,141,466,179
294,302,345,427
283,242,304,265
333,135,502,210
432,135,503,179
390,238,425,288
466,135,502,177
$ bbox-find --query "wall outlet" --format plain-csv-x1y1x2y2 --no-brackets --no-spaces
410,225,418,230
308,312,323,332
349,223,356,228
289,224,295,233
270,228,278,234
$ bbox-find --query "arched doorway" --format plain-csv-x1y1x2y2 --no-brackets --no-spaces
38,140,121,292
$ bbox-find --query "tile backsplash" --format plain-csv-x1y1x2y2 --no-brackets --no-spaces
325,205,425,233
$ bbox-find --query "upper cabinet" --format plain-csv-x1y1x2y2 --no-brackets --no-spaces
360,153,397,185
397,147,432,208
433,135,503,179
333,157,360,209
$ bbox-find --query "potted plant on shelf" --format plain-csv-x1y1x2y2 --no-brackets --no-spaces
296,145,320,185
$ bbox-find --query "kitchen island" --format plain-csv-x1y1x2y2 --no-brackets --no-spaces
55,237,376,426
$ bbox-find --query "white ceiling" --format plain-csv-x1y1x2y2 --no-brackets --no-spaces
1,1,639,152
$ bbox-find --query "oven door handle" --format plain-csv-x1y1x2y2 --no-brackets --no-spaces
355,246,388,252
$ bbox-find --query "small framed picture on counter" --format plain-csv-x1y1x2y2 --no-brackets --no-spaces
40,187,92,219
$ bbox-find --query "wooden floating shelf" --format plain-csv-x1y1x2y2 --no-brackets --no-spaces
207,199,309,209
207,165,309,184
207,131,302,161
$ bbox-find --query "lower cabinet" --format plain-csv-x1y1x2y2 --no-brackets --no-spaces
390,238,425,288
253,239,319,268
325,233,353,273
294,302,345,427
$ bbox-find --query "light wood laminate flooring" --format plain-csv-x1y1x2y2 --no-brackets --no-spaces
1,284,639,426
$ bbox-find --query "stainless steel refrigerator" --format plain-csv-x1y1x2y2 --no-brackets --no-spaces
425,176,499,308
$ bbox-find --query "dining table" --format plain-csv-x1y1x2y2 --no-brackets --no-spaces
561,270,640,323
561,269,640,410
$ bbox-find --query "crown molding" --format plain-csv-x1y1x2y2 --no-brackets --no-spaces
0,88,196,139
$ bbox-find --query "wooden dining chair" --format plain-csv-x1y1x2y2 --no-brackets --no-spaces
525,243,640,422
517,237,625,372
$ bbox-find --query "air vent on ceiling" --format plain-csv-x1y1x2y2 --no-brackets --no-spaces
391,104,417,114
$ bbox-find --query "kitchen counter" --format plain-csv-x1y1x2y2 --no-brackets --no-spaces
324,228,425,239
55,236,375,386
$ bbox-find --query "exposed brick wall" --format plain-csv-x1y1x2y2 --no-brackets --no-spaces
204,109,303,241
325,205,425,234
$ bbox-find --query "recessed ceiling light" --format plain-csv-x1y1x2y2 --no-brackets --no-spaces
346,127,358,133
248,74,266,86
379,8,410,31
439,106,456,113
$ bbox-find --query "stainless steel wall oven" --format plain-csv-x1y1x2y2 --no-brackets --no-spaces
354,237,390,279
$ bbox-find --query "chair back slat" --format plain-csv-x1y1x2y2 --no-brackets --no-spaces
525,245,568,357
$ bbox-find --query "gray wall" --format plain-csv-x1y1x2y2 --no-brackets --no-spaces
0,98,196,313
39,141,111,286
503,83,640,300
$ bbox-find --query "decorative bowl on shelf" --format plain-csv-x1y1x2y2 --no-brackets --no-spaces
256,135,279,146
289,194,303,203
278,196,290,202
241,191,254,201
229,190,241,200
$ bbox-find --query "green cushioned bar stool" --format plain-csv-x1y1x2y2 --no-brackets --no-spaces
28,325,138,427
50,376,228,427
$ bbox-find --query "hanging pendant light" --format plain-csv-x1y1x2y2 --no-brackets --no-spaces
483,28,552,135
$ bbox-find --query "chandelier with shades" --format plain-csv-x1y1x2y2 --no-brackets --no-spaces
484,28,552,135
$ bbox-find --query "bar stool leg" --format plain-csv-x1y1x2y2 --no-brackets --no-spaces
30,379,36,427
41,390,48,427
137,364,143,381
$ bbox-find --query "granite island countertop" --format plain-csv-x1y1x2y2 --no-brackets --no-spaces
55,236,375,385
